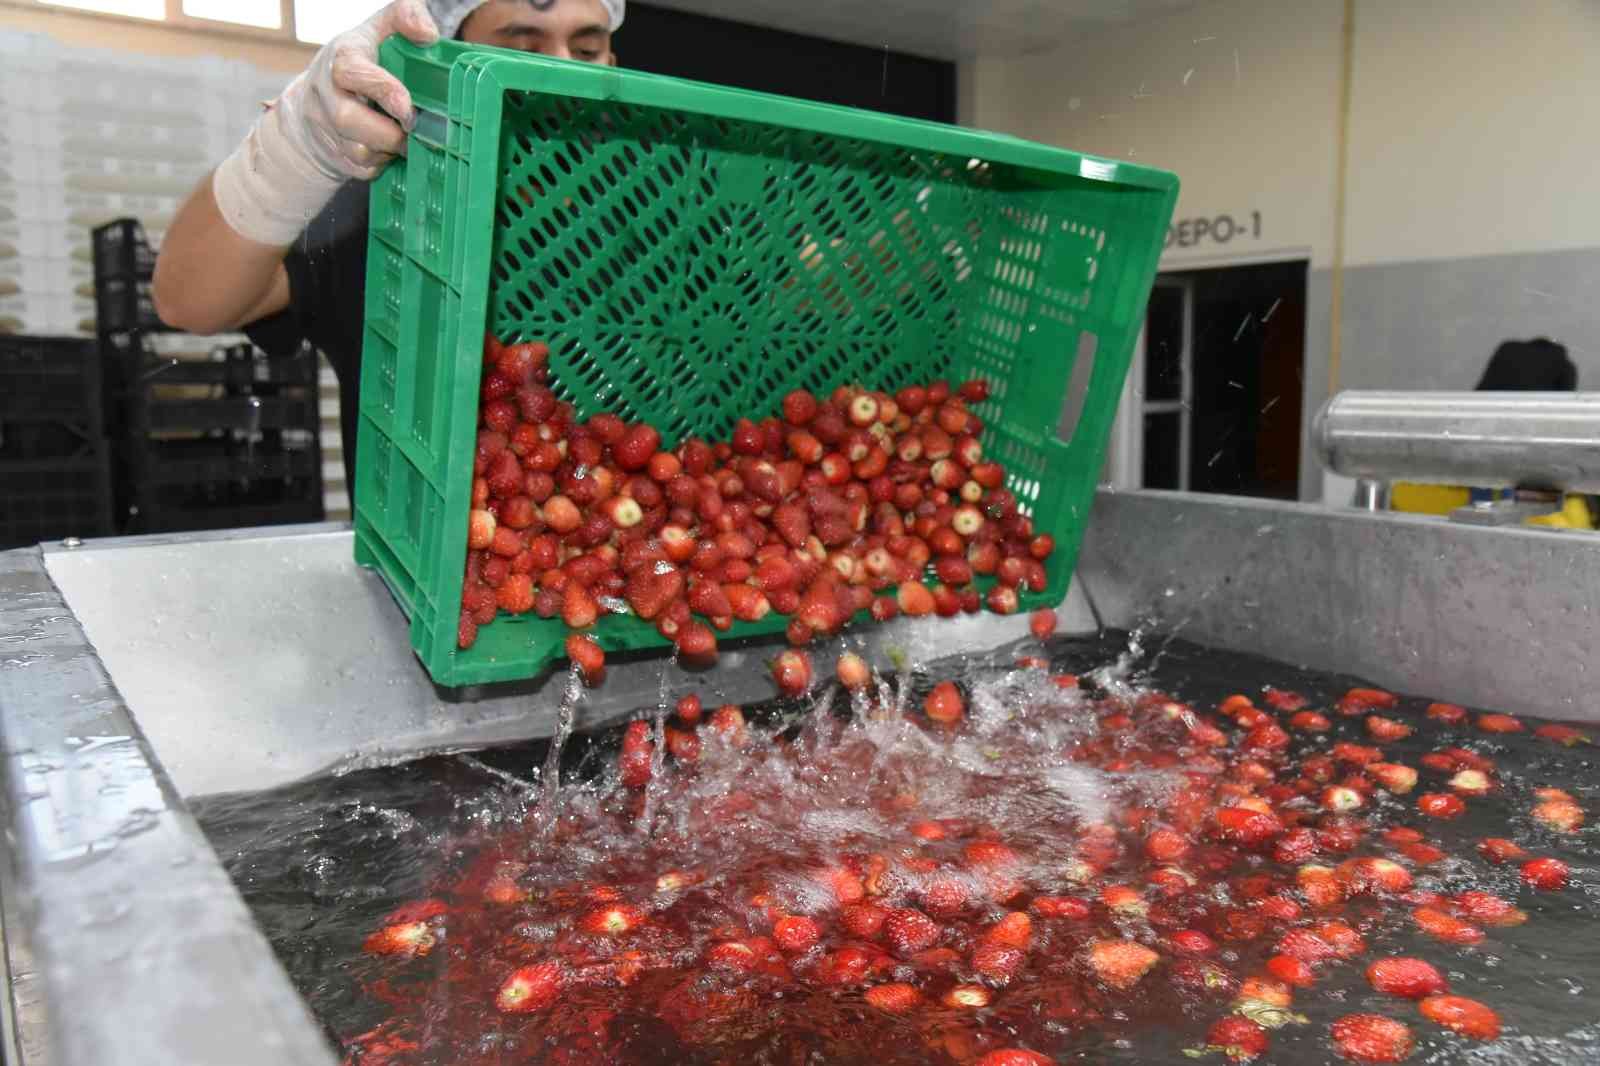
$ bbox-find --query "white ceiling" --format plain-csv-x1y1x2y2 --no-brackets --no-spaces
643,0,1200,61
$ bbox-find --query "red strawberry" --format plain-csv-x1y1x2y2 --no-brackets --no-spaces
686,578,733,619
468,508,497,550
1273,827,1319,865
1214,806,1284,847
495,573,535,614
1263,688,1308,711
1087,939,1160,990
1520,857,1569,890
664,727,700,764
1426,702,1467,723
362,917,438,957
896,581,936,617
496,962,563,1013
578,903,645,936
884,908,941,957
1535,723,1589,745
562,583,600,628
725,584,771,622
1418,792,1465,819
863,981,922,1013
612,424,660,471
840,902,890,938
675,621,718,664
1451,891,1526,927
773,914,821,953
1412,906,1484,945
1419,994,1501,1040
1366,715,1412,742
1477,837,1528,864
566,633,605,686
1266,954,1317,988
1476,713,1523,734
1336,857,1413,895
1030,895,1091,920
675,693,703,725
1337,688,1399,715
971,941,1026,984
924,681,964,725
708,703,746,743
974,1052,1052,1066
1291,710,1332,732
618,721,653,789
814,946,873,986
836,651,871,691
706,940,760,974
1367,762,1418,794
1028,608,1058,640
984,912,1033,950
771,649,813,697
816,865,866,906
1206,1016,1270,1061
1366,957,1447,999
1170,929,1217,955
1532,798,1584,832
1329,1014,1413,1063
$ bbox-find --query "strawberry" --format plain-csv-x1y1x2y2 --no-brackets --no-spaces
839,902,889,938
1520,857,1569,890
1477,837,1528,864
1449,770,1491,795
863,981,922,1013
943,983,992,1008
974,1052,1052,1066
769,649,814,697
1332,742,1382,765
1367,762,1418,794
706,940,760,974
1451,891,1526,927
924,681,964,725
1412,906,1484,944
725,583,771,622
1426,702,1467,723
468,508,497,550
1337,688,1399,715
1418,994,1501,1040
708,704,746,743
816,865,866,906
1030,895,1090,920
675,693,702,725
618,721,653,789
1476,713,1523,734
1167,930,1214,956
1266,954,1317,988
675,621,718,664
664,727,700,764
1336,857,1412,895
1321,786,1365,812
1263,688,1308,711
896,580,936,617
1206,1016,1270,1061
1532,798,1584,831
984,912,1033,950
815,946,873,986
1330,1014,1413,1063
836,651,871,691
1534,722,1589,745
457,613,478,650
686,578,733,619
971,941,1025,984
1417,793,1465,819
1087,939,1160,989
1366,957,1447,999
1145,827,1191,863
773,914,821,953
578,903,645,936
1365,715,1412,742
495,573,535,614
496,962,563,1013
1273,827,1319,864
781,389,819,425
612,424,660,471
884,908,941,957
362,916,439,958
566,633,605,686
1214,806,1284,847
562,582,599,628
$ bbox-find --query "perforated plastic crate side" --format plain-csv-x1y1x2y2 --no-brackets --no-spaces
360,40,1177,686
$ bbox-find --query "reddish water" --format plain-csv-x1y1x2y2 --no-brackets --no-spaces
195,634,1600,1065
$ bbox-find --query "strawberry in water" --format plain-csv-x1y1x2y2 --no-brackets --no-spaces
972,941,1026,984
836,651,871,691
578,903,645,936
773,915,821,954
924,681,965,725
841,902,890,938
1365,957,1448,999
975,1051,1053,1066
1330,1014,1414,1062
864,982,922,1013
496,962,564,1013
1031,895,1091,920
1087,939,1161,990
565,633,605,686
1477,837,1528,864
1206,1016,1270,1061
1520,857,1570,890
884,908,941,957
771,649,813,697
1426,702,1467,723
1029,608,1057,640
1412,906,1484,945
1418,994,1502,1040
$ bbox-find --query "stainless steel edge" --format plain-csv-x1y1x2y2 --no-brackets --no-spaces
0,547,338,1066
1078,490,1600,722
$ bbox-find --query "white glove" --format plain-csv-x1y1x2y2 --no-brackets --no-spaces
212,1,440,246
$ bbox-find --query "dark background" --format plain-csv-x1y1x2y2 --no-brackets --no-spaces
624,4,957,124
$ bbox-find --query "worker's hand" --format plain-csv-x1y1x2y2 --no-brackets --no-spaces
211,1,440,247
279,1,440,182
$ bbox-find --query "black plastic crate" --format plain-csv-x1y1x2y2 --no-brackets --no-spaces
0,445,114,548
130,435,321,488
0,335,103,427
139,393,318,434
92,219,157,282
95,275,166,335
128,480,324,535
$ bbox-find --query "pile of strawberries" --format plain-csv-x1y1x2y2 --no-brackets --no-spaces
343,656,1592,1066
460,334,1055,675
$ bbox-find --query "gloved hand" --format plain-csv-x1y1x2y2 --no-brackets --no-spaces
213,1,440,246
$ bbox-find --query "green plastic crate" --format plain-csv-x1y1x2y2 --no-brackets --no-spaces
355,39,1178,687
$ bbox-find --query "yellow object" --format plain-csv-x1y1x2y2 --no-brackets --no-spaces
1526,495,1596,531
1390,483,1471,516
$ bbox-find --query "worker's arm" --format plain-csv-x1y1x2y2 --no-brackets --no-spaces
152,0,439,334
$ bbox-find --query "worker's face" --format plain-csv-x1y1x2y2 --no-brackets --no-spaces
459,0,617,64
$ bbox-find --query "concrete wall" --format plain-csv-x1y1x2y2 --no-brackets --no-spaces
969,0,1600,500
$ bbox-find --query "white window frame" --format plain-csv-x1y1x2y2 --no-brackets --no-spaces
11,0,312,45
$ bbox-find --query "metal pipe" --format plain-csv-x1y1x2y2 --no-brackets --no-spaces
1314,391,1600,492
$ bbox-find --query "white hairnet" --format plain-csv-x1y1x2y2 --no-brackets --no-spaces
428,0,625,41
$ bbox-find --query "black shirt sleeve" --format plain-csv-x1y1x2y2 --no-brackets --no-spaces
244,180,371,494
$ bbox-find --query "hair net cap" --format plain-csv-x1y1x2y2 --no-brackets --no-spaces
428,1,625,41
